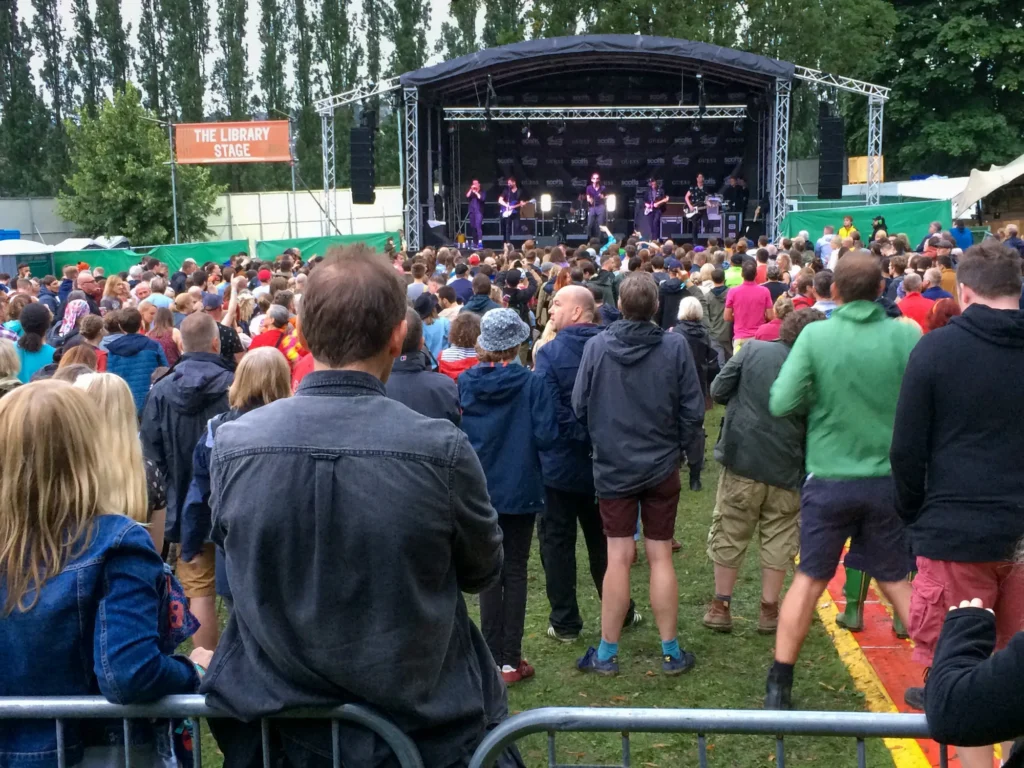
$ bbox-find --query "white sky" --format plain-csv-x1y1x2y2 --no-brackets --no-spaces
20,0,450,109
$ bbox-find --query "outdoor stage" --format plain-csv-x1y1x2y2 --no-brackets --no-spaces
315,35,890,252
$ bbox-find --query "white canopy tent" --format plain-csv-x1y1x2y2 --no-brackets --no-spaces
951,154,1024,219
0,239,54,257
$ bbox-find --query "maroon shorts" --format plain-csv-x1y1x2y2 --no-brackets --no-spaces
909,556,1024,665
599,470,681,541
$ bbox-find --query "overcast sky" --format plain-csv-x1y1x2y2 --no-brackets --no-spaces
20,0,450,107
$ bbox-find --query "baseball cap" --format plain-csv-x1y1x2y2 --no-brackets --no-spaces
693,246,705,253
202,293,222,311
468,254,480,265
540,262,555,273
258,268,272,282
413,293,436,319
665,257,683,271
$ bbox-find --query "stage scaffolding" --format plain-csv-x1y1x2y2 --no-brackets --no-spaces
314,50,889,249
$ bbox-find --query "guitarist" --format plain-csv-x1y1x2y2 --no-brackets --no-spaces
585,172,608,242
498,176,522,244
643,177,669,240
685,172,709,236
465,179,485,248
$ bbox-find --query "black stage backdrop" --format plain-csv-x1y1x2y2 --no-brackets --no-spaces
452,74,758,216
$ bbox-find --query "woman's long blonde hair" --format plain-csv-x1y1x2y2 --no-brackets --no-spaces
229,347,292,410
0,382,114,614
73,374,148,525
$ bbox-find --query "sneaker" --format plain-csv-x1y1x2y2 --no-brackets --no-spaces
758,600,780,635
703,598,733,632
764,667,793,710
671,539,683,552
623,608,643,629
689,473,702,492
501,660,535,685
662,650,697,676
903,686,925,711
577,646,619,676
547,626,580,643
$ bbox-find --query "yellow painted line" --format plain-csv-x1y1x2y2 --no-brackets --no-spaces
817,588,933,768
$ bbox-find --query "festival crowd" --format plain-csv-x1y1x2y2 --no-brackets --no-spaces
2,215,1024,768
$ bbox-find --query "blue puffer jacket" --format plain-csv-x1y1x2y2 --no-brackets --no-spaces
534,323,602,493
459,362,558,514
107,334,169,413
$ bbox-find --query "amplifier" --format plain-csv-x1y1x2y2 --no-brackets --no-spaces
723,212,743,240
660,217,683,237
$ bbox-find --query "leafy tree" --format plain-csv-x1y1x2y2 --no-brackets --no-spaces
161,0,209,121
31,0,71,188
389,0,430,74
482,0,522,48
437,0,479,59
58,86,222,243
95,0,131,92
879,0,1024,176
70,0,100,117
293,0,322,189
256,0,293,190
0,5,50,196
135,0,171,115
319,0,362,185
211,0,253,192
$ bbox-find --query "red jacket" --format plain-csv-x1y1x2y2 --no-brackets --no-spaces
438,355,477,382
898,291,934,333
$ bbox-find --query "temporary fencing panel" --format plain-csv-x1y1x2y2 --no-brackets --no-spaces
779,199,952,247
255,232,398,262
144,240,250,271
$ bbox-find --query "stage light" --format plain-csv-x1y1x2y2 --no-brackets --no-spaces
521,123,531,138
540,194,552,212
606,194,617,213
557,121,566,134
617,125,627,134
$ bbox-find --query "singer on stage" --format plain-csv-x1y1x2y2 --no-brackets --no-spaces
466,179,485,247
585,172,607,241
643,178,669,240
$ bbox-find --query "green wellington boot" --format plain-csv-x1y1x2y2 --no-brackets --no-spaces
835,567,869,632
892,571,915,639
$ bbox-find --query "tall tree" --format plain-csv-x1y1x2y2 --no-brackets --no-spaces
70,0,100,117
135,0,171,115
319,0,362,186
293,0,322,189
389,0,429,75
94,0,131,92
482,0,522,48
31,0,71,189
59,85,222,243
160,0,209,122
879,0,1024,176
0,5,50,196
258,0,291,117
362,0,382,84
436,0,479,59
212,0,252,191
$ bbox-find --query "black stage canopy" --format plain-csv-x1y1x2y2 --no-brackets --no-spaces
400,35,795,99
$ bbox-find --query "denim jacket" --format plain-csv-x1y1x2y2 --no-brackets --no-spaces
202,370,509,768
0,515,200,768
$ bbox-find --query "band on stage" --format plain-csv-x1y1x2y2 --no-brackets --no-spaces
465,170,748,245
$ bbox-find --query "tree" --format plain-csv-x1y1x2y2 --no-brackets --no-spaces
32,0,71,190
879,0,1024,176
59,86,222,243
95,0,131,92
70,0,100,117
389,0,430,75
437,0,479,59
211,0,253,192
293,0,322,188
482,0,522,48
0,6,50,196
135,0,171,115
319,0,362,186
258,0,291,117
161,0,209,121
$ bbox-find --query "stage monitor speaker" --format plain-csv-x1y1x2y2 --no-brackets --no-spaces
723,212,743,240
537,235,559,247
660,217,683,238
818,116,844,200
350,126,376,204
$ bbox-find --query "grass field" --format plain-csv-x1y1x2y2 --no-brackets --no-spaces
193,409,895,767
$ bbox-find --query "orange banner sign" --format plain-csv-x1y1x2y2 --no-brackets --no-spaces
175,120,292,164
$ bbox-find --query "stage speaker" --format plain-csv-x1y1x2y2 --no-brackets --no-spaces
350,126,376,205
723,212,743,240
818,115,844,200
537,235,559,247
660,217,683,238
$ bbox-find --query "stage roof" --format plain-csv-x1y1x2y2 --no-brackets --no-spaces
399,35,795,98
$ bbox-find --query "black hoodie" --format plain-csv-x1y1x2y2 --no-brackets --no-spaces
892,305,1024,562
572,320,704,497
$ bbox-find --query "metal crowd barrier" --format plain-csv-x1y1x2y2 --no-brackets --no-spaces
466,707,945,768
0,696,424,768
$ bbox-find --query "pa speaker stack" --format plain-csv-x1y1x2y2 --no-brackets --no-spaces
350,126,376,205
818,103,844,200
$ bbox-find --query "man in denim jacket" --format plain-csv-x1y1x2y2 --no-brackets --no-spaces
202,245,521,768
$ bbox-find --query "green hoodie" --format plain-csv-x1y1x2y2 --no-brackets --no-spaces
769,300,919,479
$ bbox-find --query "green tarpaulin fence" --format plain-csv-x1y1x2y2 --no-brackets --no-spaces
53,249,142,275
780,199,952,246
254,233,398,262
145,240,249,272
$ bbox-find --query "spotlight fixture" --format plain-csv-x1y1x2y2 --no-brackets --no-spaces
617,125,627,134
606,194,617,213
557,121,566,135
521,123,531,138
540,193,552,213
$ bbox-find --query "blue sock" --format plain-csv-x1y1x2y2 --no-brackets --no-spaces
597,640,619,662
661,638,681,660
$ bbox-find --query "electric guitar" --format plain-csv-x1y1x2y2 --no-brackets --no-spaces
645,197,669,215
500,198,534,218
684,206,707,220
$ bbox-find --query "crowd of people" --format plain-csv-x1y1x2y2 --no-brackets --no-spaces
1,216,1024,768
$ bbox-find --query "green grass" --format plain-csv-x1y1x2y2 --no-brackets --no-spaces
193,408,895,767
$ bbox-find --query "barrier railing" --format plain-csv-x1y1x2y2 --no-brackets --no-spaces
466,707,946,768
0,696,424,768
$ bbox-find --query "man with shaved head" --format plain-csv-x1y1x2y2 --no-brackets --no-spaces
535,285,641,643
